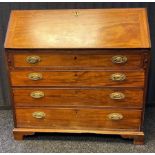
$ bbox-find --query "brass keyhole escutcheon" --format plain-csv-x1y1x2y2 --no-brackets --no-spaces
75,11,79,17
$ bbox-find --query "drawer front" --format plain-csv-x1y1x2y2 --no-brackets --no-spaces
15,108,141,130
13,88,143,108
10,71,144,87
11,52,143,69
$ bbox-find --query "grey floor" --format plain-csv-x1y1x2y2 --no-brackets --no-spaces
0,107,155,153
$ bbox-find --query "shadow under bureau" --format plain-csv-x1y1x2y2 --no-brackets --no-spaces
4,8,151,144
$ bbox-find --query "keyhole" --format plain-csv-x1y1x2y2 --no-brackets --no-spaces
74,56,77,60
74,73,78,76
75,11,79,17
75,109,79,118
74,90,79,94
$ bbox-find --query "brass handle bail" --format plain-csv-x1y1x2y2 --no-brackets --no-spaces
30,91,44,99
111,73,126,81
108,113,123,120
110,92,125,100
32,112,46,119
28,73,42,81
112,55,127,64
26,55,41,64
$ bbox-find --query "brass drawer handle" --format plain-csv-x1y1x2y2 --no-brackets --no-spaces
30,91,44,99
28,73,42,81
112,55,127,64
26,55,41,64
110,92,125,100
32,112,46,119
111,73,126,81
108,113,123,120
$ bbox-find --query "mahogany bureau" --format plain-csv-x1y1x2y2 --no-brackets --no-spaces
4,9,151,144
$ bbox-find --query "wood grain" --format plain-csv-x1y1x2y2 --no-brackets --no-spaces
13,128,144,135
15,107,142,130
4,8,151,143
133,135,144,144
5,9,150,49
11,52,143,69
10,70,145,87
13,128,144,143
13,131,35,140
13,88,143,108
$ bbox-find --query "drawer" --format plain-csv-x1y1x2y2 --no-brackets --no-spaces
10,70,144,87
13,88,143,108
15,108,142,130
10,52,143,69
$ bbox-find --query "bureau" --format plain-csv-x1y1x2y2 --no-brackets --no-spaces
4,8,151,144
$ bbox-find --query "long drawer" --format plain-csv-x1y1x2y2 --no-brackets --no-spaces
10,52,143,69
13,88,143,108
10,70,144,87
15,108,142,130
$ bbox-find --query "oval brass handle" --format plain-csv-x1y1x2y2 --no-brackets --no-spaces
32,112,46,119
111,73,126,81
26,55,41,64
112,55,127,64
108,113,123,120
28,73,42,81
110,92,125,100
30,91,44,99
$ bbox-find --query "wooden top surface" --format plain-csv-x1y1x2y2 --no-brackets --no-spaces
5,8,151,49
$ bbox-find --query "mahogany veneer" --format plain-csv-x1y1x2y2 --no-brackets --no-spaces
5,9,151,144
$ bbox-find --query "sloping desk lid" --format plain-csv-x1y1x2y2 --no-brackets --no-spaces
5,8,151,49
